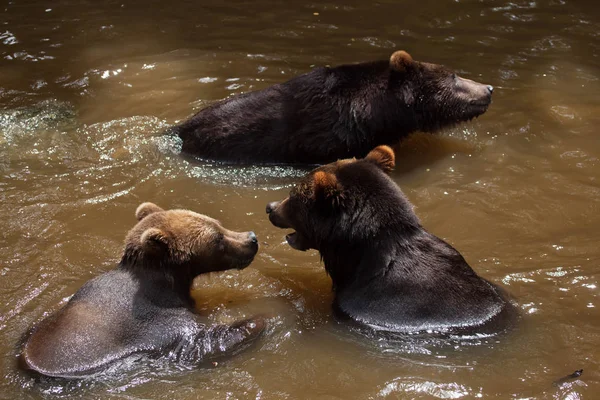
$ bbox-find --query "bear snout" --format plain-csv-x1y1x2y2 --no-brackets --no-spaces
266,200,292,229
456,76,493,105
247,231,259,252
268,212,291,229
248,231,258,244
265,201,279,215
267,209,293,231
237,231,259,253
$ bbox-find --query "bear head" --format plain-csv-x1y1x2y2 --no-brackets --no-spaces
266,146,419,286
388,50,494,131
122,203,259,277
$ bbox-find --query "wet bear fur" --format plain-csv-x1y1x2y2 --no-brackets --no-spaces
174,50,493,164
20,203,264,378
266,146,515,334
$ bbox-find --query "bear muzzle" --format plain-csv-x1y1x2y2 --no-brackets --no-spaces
241,231,259,257
248,231,258,246
223,230,259,270
266,200,292,229
243,231,259,254
265,201,279,215
458,76,493,110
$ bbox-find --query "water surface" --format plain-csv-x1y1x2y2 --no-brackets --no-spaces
1,0,599,398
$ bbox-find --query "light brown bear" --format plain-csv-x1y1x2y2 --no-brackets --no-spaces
20,203,265,378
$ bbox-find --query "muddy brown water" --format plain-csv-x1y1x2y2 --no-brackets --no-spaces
1,0,599,398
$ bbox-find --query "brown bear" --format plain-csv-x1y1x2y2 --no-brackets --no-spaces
20,203,265,378
266,146,515,334
173,50,493,165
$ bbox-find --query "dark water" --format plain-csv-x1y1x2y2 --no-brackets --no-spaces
1,0,599,398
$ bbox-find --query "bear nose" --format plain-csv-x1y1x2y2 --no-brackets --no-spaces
266,201,279,214
487,85,494,94
248,231,258,244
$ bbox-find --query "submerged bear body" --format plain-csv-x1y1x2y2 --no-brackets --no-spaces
23,270,209,378
266,146,514,334
332,229,512,333
174,51,493,165
20,203,264,378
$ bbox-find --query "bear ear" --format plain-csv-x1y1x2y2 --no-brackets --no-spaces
136,202,164,221
312,171,344,206
140,227,170,254
389,50,414,73
365,145,395,173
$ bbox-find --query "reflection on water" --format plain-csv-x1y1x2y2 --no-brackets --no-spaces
1,0,599,398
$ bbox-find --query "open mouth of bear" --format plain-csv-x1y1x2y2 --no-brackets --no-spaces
285,231,311,251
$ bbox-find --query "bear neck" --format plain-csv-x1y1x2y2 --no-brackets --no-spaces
118,251,196,308
323,60,421,150
319,224,420,292
320,243,381,293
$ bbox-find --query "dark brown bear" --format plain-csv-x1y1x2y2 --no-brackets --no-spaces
174,50,493,164
20,203,265,378
266,146,514,334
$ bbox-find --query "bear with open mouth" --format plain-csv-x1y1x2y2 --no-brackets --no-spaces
266,146,515,334
173,50,493,165
20,203,265,378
